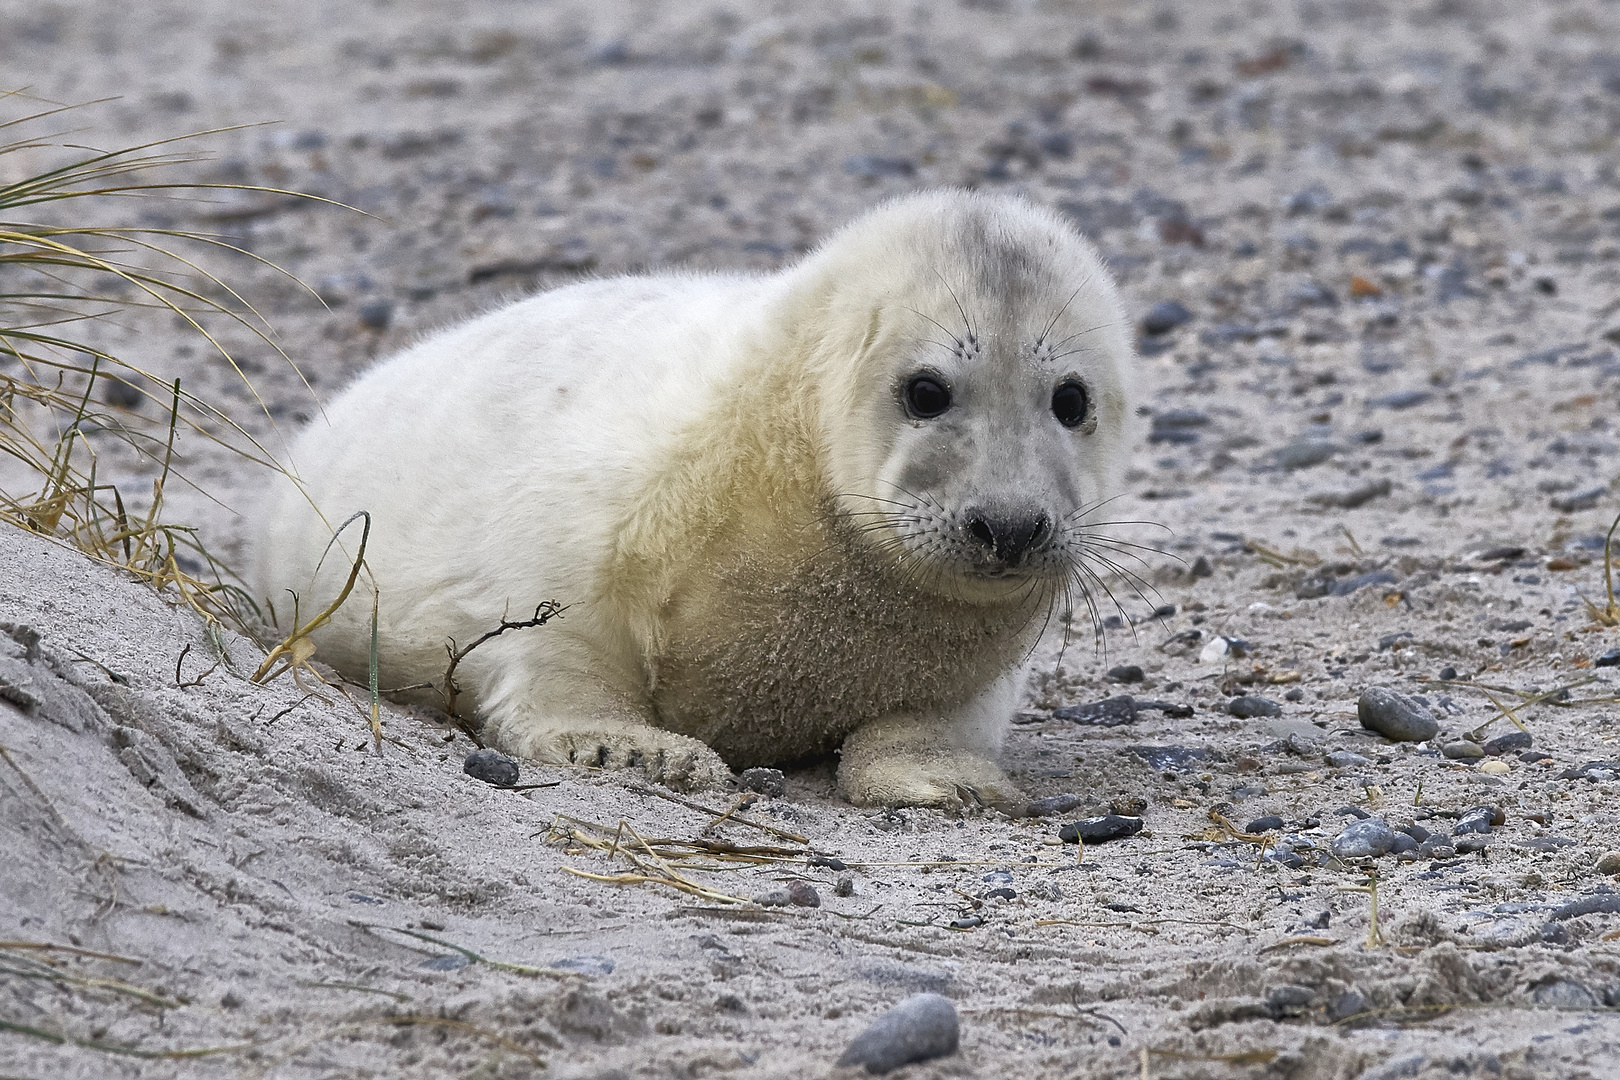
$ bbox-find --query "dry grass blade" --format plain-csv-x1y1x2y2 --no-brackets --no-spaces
0,1018,253,1060
549,815,757,904
1581,509,1620,627
250,510,370,684
348,922,571,979
1,95,333,638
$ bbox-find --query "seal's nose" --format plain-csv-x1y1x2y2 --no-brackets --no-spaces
964,510,1050,567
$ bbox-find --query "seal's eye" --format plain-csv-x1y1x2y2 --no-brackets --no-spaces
904,375,952,419
1052,380,1088,428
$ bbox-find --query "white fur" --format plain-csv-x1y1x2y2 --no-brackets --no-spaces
254,190,1137,806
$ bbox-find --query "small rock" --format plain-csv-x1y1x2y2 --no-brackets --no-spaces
1371,389,1432,410
1443,741,1485,761
1452,806,1500,835
1330,818,1396,858
1325,750,1370,768
552,955,614,976
1417,838,1455,859
1357,687,1439,742
463,750,519,787
1327,990,1368,1021
1142,300,1193,335
1553,895,1620,921
1227,695,1281,718
1266,984,1314,1016
1402,823,1430,843
1479,760,1509,775
1276,440,1338,470
837,994,960,1074
1438,666,1458,681
1332,570,1399,596
1284,688,1304,702
1531,979,1598,1009
1190,555,1214,578
1483,730,1531,755
1059,815,1144,844
1106,664,1145,683
1264,717,1325,744
1245,815,1284,833
1455,836,1490,855
836,876,857,897
1390,833,1417,855
809,855,848,871
1540,922,1570,946
788,881,821,908
1054,696,1140,726
1560,761,1620,781
1550,487,1607,513
1334,805,1371,820
1594,649,1620,668
984,887,1016,901
357,298,394,331
1597,852,1620,875
754,888,792,907
739,767,785,797
1023,794,1084,818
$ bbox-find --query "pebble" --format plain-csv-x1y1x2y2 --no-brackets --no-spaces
1455,836,1490,855
1325,750,1370,768
1482,730,1532,755
739,767,785,797
1262,718,1325,744
1227,695,1281,718
1275,440,1338,470
1552,894,1620,921
1479,760,1509,775
836,993,959,1074
1417,838,1455,859
1438,666,1458,681
1594,649,1620,668
1452,805,1502,835
1106,664,1145,683
1402,823,1431,843
1357,686,1439,742
1330,817,1396,858
1334,805,1370,820
1442,740,1485,760
809,855,848,871
1560,761,1620,781
788,881,821,908
1141,300,1193,335
463,749,519,787
1245,815,1284,833
1390,833,1417,855
1023,794,1084,818
1058,815,1143,844
1284,688,1305,702
1531,979,1598,1009
357,298,393,331
1332,570,1399,596
1597,852,1620,875
836,876,857,897
754,888,792,907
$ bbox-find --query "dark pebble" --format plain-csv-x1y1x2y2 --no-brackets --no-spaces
1107,664,1145,683
1452,808,1495,835
1539,922,1569,946
739,767,785,797
1559,761,1620,781
788,881,821,908
1328,990,1369,1021
1550,487,1607,513
754,888,791,907
1332,570,1399,597
1244,815,1284,833
463,749,519,787
810,855,848,871
1330,817,1395,858
1128,745,1211,770
1370,389,1432,410
1284,688,1304,702
1357,686,1439,742
1059,815,1144,844
1483,730,1532,756
1276,440,1338,470
1438,666,1458,681
836,876,856,898
1334,805,1371,820
1402,823,1431,843
1417,838,1455,859
984,887,1017,901
1595,649,1620,668
1390,833,1417,855
357,298,394,331
1455,836,1490,855
1227,695,1282,718
837,993,960,1074
1023,793,1084,818
1142,300,1193,335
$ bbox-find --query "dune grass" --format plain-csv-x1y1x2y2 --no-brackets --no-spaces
0,92,323,642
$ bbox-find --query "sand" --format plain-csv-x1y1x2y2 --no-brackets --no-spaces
3,1,1620,1077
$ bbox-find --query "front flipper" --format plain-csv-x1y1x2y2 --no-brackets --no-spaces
490,713,733,792
835,718,1024,811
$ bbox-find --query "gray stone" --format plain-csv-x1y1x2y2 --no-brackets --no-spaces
1531,979,1598,1009
1245,815,1284,833
1390,833,1417,855
1452,807,1495,835
1455,835,1490,855
788,881,820,908
1142,300,1193,335
1443,740,1485,760
1325,750,1371,768
1059,815,1144,843
552,955,614,976
837,993,959,1074
1483,730,1531,755
754,888,792,907
836,876,856,897
1357,687,1439,742
1330,817,1396,858
463,749,519,787
1276,440,1338,470
1263,718,1325,743
1227,695,1281,718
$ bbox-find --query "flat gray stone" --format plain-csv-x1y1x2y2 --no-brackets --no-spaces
1357,687,1439,742
837,993,959,1074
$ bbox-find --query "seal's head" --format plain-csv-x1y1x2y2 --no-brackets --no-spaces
797,191,1137,606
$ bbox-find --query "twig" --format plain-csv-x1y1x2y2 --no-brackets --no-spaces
347,923,573,979
624,783,809,845
441,601,564,718
251,510,370,684
1258,935,1340,953
173,642,219,688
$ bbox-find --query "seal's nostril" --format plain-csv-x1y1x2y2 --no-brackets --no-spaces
968,517,995,549
1028,514,1050,547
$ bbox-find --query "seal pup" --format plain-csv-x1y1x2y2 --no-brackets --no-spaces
254,190,1138,808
